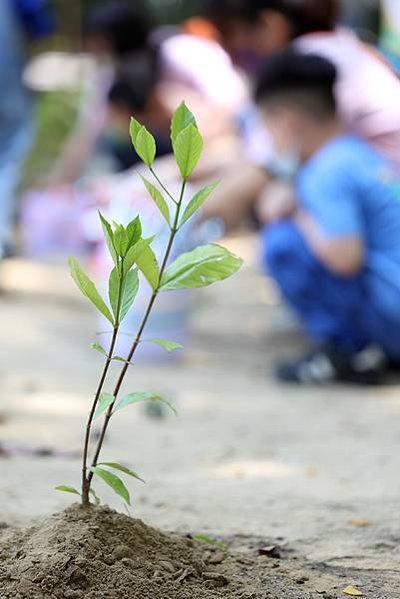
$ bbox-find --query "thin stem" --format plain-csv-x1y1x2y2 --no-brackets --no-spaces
86,180,186,489
150,167,178,205
81,261,125,505
81,327,118,505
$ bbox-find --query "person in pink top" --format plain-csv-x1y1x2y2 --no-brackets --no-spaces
201,0,400,228
294,27,400,168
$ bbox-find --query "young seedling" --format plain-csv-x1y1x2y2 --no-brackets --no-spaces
56,103,242,507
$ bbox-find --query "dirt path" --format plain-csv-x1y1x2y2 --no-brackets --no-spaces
0,234,399,597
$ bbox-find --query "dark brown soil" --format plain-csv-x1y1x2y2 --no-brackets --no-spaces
0,505,396,599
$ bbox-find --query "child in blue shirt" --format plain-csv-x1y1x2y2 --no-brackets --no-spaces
255,50,400,384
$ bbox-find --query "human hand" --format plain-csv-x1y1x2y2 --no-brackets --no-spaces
256,180,297,224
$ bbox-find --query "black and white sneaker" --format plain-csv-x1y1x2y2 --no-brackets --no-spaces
275,345,385,385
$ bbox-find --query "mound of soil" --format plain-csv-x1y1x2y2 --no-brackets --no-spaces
0,504,324,599
2,505,396,598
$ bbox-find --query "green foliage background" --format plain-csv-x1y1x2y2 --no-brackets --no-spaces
22,90,81,189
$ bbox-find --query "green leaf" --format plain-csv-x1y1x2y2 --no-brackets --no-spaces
126,216,142,247
108,267,120,320
97,462,145,483
160,244,243,291
99,212,118,267
120,268,139,322
171,102,197,146
90,466,131,505
89,488,101,506
69,257,114,324
91,342,107,356
115,392,177,415
135,126,156,167
174,123,203,179
179,182,219,227
146,338,183,352
123,236,154,275
129,117,141,146
136,244,160,290
55,485,80,496
140,175,170,225
113,224,129,257
94,392,115,419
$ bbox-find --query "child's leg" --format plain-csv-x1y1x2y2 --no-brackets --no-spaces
262,220,369,352
261,220,400,382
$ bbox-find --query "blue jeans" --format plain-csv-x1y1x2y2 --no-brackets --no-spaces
262,221,400,358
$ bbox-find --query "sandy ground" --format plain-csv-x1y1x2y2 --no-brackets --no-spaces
1,234,399,596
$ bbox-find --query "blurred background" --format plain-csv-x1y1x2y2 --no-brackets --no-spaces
1,0,400,569
3,0,399,258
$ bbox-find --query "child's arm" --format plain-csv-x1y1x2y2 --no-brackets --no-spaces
295,209,365,277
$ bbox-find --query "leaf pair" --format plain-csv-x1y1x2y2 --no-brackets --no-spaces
131,102,203,180
170,102,203,180
91,338,183,361
140,175,217,230
56,461,144,507
55,485,101,506
134,104,216,230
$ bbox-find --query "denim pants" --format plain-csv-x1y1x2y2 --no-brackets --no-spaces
262,220,400,358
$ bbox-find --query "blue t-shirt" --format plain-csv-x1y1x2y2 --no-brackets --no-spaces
297,134,400,320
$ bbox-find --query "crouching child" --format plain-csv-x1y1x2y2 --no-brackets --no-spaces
255,51,400,384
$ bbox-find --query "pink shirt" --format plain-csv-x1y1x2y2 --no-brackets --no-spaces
159,34,247,112
294,29,400,167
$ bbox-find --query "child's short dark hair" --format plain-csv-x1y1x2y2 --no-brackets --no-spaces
203,0,338,36
255,50,338,119
108,54,159,112
85,1,152,57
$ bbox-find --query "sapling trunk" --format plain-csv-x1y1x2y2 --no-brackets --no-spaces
59,103,242,509
81,327,118,505
81,256,125,505
84,182,186,501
